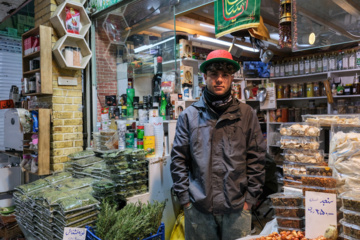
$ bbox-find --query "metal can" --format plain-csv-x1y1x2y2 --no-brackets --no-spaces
291,83,299,98
125,132,134,149
306,82,314,97
137,139,144,149
277,85,284,99
137,125,144,139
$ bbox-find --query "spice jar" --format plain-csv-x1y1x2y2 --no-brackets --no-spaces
291,83,299,98
277,85,284,99
276,109,282,122
306,82,314,97
344,84,353,95
284,84,291,98
295,108,301,122
338,99,346,114
288,108,295,122
313,82,320,97
281,107,289,122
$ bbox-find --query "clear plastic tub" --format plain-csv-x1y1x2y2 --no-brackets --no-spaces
306,166,333,176
340,191,360,212
302,185,337,195
276,216,305,228
272,206,305,218
341,219,360,239
268,193,303,207
340,233,359,240
283,164,306,176
341,207,360,225
282,149,324,164
280,122,321,137
302,114,360,126
280,136,320,150
301,176,337,188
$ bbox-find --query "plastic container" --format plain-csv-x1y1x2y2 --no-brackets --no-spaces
268,193,303,207
301,176,337,188
277,227,305,234
340,191,360,212
306,166,333,176
341,219,360,239
272,206,305,218
303,114,360,126
280,123,321,137
276,216,305,229
283,149,324,164
339,233,359,240
280,136,320,150
302,185,337,195
282,178,302,186
341,207,360,225
283,164,307,176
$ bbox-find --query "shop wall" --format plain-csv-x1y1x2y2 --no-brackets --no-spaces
35,0,84,172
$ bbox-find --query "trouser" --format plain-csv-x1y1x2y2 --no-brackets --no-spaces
184,203,251,240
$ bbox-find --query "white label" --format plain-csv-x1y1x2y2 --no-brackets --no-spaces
305,192,337,239
294,64,299,71
275,66,280,74
349,56,355,68
63,228,86,240
300,62,304,70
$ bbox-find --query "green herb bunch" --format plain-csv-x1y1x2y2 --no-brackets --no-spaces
96,200,165,240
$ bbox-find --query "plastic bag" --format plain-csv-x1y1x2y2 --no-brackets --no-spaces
30,155,38,173
260,218,278,236
65,7,81,34
170,210,185,240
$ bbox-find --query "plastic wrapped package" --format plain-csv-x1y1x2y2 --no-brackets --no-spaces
283,164,306,176
301,176,337,188
340,191,360,212
303,114,360,126
272,206,305,218
130,149,147,162
283,149,324,164
56,193,99,213
341,219,360,239
283,178,302,186
280,123,321,137
302,185,337,195
341,207,360,225
280,136,320,150
44,172,72,184
128,160,148,171
55,177,96,191
268,193,303,207
92,179,116,196
72,156,103,168
306,166,333,176
15,179,50,194
68,150,95,160
103,149,131,164
276,216,305,228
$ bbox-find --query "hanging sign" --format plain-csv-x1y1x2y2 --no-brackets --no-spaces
305,191,337,239
63,227,87,240
215,0,261,38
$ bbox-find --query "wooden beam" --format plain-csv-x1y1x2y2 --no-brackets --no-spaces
184,12,214,25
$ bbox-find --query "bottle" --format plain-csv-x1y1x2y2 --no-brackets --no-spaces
357,48,360,68
288,59,293,76
270,64,275,77
337,52,343,70
152,49,163,103
293,58,299,75
349,49,356,69
299,57,305,75
121,106,127,120
343,51,349,70
133,97,139,121
126,88,134,120
166,94,173,120
353,73,360,94
280,61,285,77
275,62,280,77
322,54,328,72
127,64,134,88
329,54,336,71
317,55,322,72
109,118,117,131
159,91,167,120
337,83,344,95
284,61,289,76
305,57,310,74
310,55,316,73
332,84,337,96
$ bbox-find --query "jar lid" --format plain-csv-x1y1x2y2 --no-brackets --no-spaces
346,84,353,86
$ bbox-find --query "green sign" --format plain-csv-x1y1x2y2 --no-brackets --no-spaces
215,0,261,38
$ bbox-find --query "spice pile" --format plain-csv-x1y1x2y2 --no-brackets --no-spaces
253,231,326,240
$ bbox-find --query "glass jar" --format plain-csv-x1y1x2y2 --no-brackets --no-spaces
280,62,285,77
322,54,328,72
275,62,280,77
277,85,284,99
281,107,289,122
305,57,310,74
288,108,295,122
288,60,293,76
284,84,291,98
310,55,316,73
270,65,275,77
285,61,289,76
293,58,299,75
337,52,343,70
337,99,346,114
291,83,299,98
295,108,301,122
299,57,305,75
349,50,356,69
329,54,336,71
343,51,349,70
306,82,314,97
317,56,323,72
344,84,353,95
313,82,320,97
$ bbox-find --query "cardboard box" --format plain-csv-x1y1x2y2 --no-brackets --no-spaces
17,15,27,25
26,16,34,26
180,65,193,85
174,101,185,119
179,39,192,58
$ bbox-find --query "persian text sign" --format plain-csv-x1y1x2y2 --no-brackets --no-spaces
215,0,261,38
305,191,337,239
63,227,87,240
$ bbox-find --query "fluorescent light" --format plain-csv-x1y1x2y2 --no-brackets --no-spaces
200,23,215,29
134,36,175,53
270,33,280,40
196,35,259,52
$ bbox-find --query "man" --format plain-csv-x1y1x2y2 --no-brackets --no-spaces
170,49,266,240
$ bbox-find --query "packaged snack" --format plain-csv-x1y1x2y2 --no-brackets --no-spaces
283,164,306,176
280,136,320,150
280,123,321,137
272,206,305,218
340,191,360,212
341,207,360,225
341,219,360,239
65,7,80,34
302,185,337,195
268,193,303,207
68,150,95,160
276,216,305,229
306,166,332,176
283,149,324,164
301,176,337,188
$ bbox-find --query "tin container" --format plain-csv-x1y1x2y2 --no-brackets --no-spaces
125,132,134,149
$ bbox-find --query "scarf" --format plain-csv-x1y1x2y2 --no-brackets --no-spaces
203,87,233,115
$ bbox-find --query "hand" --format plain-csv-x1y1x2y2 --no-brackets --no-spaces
243,202,252,211
183,202,191,209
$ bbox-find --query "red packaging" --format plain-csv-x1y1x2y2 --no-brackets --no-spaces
65,7,80,34
24,36,35,55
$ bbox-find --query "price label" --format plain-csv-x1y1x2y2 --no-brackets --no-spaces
305,191,337,239
63,227,87,240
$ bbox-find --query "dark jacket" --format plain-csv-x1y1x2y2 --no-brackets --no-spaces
170,96,266,215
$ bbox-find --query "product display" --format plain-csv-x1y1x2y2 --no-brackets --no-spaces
280,123,320,137
341,219,360,239
269,193,303,207
283,164,306,176
272,206,305,218
283,149,324,164
302,186,337,195
276,216,305,229
341,207,360,226
280,136,320,150
65,7,80,34
301,176,337,188
306,166,333,176
304,115,360,126
341,191,360,212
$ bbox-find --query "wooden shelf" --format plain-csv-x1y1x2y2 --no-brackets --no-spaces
23,69,40,75
22,25,53,95
23,93,52,96
36,109,51,175
333,94,360,98
23,50,40,59
277,96,327,101
270,72,327,80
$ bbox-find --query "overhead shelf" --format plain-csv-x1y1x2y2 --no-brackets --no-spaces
277,96,327,101
270,72,327,80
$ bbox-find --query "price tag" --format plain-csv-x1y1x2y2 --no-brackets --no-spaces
63,227,87,240
305,191,337,239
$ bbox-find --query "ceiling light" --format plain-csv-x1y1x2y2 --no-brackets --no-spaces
195,35,259,52
134,36,175,53
309,32,316,45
